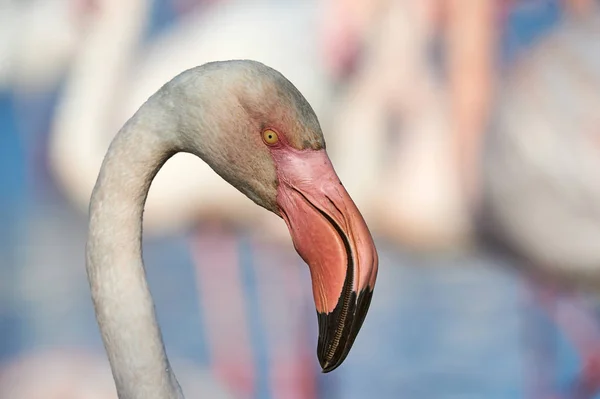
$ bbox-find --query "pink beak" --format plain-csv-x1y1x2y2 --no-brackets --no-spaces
273,148,378,372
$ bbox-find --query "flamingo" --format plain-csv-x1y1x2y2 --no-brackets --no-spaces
480,8,600,398
85,59,378,398
321,0,474,250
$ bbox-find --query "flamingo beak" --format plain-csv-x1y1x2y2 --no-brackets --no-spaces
274,148,378,372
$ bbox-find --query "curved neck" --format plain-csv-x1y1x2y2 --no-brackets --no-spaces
86,113,183,399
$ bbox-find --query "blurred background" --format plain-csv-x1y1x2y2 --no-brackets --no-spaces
1,0,600,398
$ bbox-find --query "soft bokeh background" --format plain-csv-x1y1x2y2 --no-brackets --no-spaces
1,0,600,398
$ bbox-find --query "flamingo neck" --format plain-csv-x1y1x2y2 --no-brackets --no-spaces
86,108,184,399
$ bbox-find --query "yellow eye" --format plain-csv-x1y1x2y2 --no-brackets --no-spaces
262,129,279,146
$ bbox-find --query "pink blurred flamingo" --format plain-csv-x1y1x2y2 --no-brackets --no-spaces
320,0,491,250
481,6,600,399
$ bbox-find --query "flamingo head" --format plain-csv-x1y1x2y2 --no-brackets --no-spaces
174,60,379,372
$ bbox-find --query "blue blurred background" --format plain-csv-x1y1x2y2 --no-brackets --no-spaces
1,0,600,398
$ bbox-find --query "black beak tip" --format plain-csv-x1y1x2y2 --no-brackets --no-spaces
320,360,341,374
318,347,347,373
318,347,346,373
316,288,374,374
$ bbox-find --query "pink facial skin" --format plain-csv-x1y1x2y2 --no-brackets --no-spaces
264,130,378,314
261,127,378,372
